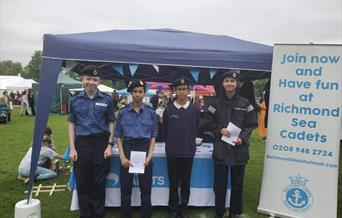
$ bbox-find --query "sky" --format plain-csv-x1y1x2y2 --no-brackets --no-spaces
1,0,341,66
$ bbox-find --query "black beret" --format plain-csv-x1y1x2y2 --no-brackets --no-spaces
171,77,191,88
221,70,240,81
80,65,101,77
127,80,146,93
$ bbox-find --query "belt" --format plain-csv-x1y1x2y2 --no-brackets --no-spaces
123,138,150,145
76,132,109,138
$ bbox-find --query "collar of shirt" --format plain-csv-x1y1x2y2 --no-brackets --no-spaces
173,100,190,109
127,103,146,112
79,89,104,99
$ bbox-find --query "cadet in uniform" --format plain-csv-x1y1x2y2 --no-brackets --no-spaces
115,80,157,218
68,65,116,218
204,71,258,218
162,78,200,218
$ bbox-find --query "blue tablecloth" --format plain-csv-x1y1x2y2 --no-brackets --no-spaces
70,143,230,209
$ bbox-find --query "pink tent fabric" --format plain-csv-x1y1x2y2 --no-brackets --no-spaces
146,82,215,94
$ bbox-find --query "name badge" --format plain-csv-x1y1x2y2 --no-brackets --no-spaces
95,102,108,107
208,105,216,114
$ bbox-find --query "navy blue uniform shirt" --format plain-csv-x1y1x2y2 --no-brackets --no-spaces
115,103,158,139
68,90,116,136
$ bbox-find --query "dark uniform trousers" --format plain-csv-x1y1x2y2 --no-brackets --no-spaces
74,133,110,218
214,164,246,217
120,139,152,218
167,157,193,214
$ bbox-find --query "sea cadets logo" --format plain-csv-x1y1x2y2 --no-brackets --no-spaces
170,114,180,119
106,173,120,187
282,175,313,213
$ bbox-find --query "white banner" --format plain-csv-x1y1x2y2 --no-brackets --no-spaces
258,44,341,218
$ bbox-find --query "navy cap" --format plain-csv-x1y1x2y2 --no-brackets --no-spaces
127,80,146,93
80,65,101,77
221,70,240,81
171,77,191,88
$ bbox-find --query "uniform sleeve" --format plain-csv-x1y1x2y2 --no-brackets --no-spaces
162,109,168,140
151,111,158,138
114,110,123,138
106,97,116,122
201,101,223,138
43,147,58,159
68,97,76,123
239,104,258,144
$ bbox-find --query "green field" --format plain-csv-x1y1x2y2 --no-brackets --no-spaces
0,109,341,218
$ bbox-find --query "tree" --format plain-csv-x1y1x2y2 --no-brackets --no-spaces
254,79,268,98
66,71,80,81
98,79,127,91
0,60,23,75
24,50,42,81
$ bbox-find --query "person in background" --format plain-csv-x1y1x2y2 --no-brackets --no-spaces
203,71,258,218
0,90,13,121
112,90,119,111
44,127,56,150
27,89,35,116
9,91,15,101
150,90,160,110
194,95,204,109
40,127,58,171
257,96,267,140
263,80,271,128
115,80,157,218
20,90,32,116
18,134,64,182
68,65,116,218
162,78,200,218
15,91,22,105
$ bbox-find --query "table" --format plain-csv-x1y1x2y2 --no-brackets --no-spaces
70,143,230,210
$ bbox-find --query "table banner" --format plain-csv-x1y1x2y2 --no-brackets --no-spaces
71,143,231,210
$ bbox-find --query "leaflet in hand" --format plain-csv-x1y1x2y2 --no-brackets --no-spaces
129,151,146,174
221,122,241,146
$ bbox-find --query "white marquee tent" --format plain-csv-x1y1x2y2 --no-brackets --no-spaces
0,75,37,93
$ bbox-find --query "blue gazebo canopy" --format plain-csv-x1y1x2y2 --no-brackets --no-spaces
44,29,272,83
27,29,273,199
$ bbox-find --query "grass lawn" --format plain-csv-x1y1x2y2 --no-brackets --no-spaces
0,108,341,217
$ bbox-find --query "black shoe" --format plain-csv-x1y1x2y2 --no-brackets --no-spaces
178,210,189,218
214,214,223,218
168,212,178,218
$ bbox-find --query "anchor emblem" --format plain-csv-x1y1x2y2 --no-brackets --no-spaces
282,175,313,213
288,189,306,207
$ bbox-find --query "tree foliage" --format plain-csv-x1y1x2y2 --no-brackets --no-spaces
66,71,80,81
0,60,23,75
99,79,126,90
24,50,42,81
254,79,268,97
